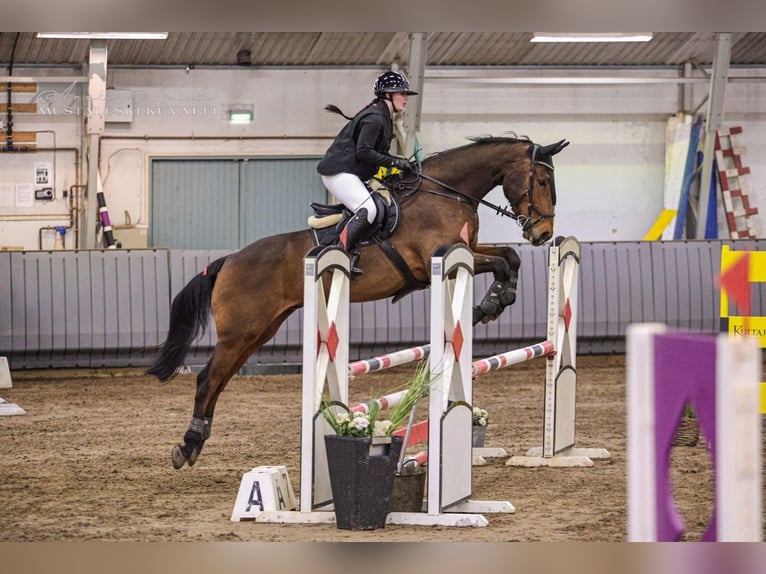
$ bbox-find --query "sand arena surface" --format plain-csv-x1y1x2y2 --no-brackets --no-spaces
2,354,760,542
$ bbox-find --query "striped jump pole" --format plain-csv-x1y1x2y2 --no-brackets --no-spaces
471,340,554,376
348,345,430,378
350,388,410,414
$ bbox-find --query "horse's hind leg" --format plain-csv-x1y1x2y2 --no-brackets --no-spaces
472,245,521,325
171,343,247,469
171,340,250,469
172,310,294,469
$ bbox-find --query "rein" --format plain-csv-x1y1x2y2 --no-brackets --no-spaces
418,172,519,220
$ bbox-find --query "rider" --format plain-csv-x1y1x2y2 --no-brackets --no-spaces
317,70,418,275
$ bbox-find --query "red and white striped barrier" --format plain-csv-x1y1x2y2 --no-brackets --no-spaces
350,388,409,414
471,340,554,376
349,345,430,378
354,340,556,451
350,339,553,382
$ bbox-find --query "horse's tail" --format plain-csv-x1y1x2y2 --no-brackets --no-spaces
146,256,228,381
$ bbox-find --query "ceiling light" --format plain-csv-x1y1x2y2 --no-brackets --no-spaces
531,33,653,43
37,32,168,40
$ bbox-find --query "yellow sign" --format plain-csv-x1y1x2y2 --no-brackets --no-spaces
720,245,766,411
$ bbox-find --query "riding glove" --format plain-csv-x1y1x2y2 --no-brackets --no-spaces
390,157,415,172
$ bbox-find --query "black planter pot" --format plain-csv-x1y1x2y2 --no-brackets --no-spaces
389,468,426,513
472,424,488,447
324,434,403,530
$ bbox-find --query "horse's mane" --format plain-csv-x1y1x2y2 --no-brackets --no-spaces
421,133,531,167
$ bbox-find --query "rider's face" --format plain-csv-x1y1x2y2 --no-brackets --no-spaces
392,92,409,112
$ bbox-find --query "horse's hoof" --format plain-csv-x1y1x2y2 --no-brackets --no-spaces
187,448,199,466
171,445,188,469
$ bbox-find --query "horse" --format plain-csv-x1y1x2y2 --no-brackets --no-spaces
147,134,569,469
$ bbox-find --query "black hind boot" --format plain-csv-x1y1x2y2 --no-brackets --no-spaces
339,208,371,276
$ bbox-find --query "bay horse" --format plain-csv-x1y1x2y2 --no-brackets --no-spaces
147,134,569,469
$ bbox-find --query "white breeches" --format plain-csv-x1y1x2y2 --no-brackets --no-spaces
321,173,377,223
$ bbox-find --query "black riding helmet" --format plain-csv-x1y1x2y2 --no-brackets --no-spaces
373,71,419,97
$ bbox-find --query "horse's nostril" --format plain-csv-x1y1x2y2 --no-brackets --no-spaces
538,231,552,245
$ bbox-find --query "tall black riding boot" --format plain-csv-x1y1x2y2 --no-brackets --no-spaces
339,208,371,276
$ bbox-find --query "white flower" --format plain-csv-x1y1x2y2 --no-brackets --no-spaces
335,412,350,424
472,406,489,426
373,420,393,437
351,416,370,431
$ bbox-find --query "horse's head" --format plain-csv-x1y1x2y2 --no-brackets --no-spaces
503,139,569,246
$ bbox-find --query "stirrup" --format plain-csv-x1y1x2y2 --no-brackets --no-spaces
349,254,363,277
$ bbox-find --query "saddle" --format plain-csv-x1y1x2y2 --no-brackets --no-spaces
307,184,428,301
308,188,400,247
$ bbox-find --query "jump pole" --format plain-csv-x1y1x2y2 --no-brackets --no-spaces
349,345,430,378
627,323,761,541
361,341,556,461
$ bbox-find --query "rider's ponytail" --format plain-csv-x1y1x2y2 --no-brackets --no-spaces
324,104,353,120
324,99,380,121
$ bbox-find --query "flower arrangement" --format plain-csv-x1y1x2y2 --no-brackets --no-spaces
322,360,431,438
472,406,489,427
329,409,393,438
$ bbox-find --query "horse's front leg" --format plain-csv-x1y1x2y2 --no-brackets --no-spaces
472,244,521,325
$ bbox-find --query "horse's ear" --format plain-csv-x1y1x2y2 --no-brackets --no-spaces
539,139,570,157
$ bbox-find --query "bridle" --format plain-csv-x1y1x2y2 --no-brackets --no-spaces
402,142,556,233
519,143,557,232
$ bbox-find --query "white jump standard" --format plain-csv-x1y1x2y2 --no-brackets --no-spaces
0,357,25,417
505,236,610,466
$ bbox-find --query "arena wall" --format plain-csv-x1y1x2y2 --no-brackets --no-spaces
2,239,763,370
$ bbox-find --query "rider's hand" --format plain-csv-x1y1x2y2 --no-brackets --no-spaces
390,157,415,172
